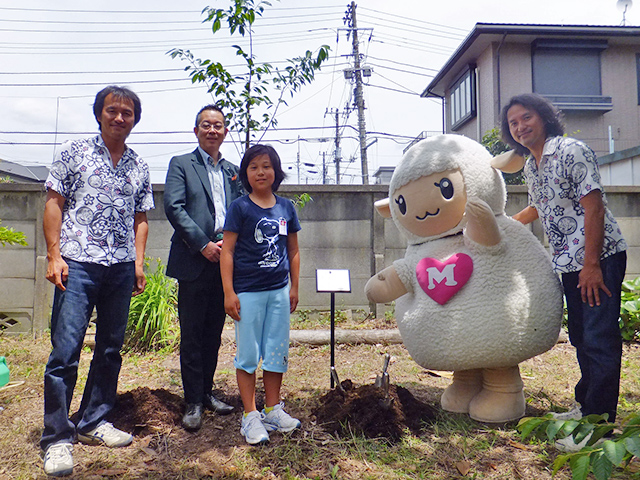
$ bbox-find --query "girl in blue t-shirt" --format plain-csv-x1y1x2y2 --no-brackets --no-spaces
220,144,301,446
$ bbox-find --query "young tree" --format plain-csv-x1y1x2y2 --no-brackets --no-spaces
168,0,330,154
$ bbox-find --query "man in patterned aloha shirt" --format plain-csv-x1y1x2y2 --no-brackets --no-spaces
500,93,627,452
40,86,154,476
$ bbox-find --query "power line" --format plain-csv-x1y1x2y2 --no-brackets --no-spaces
367,83,422,96
362,20,463,42
0,11,341,26
366,55,441,73
0,27,332,49
372,32,455,54
358,7,469,34
0,64,349,89
0,16,339,35
0,18,204,26
367,61,436,78
0,5,342,14
370,37,453,56
0,34,333,55
0,124,363,136
372,72,420,95
0,78,191,87
0,68,185,75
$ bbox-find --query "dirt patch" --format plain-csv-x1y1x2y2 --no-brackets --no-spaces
1,333,639,480
105,380,438,446
107,387,184,436
313,380,437,441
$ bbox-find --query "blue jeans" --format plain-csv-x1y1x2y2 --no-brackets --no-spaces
562,251,626,423
40,259,135,450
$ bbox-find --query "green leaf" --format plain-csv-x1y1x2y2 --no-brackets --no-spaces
573,423,596,444
623,434,640,456
602,439,626,466
546,420,565,441
552,454,571,476
590,424,615,444
0,223,28,247
560,420,581,437
518,417,545,439
569,454,590,480
590,450,613,480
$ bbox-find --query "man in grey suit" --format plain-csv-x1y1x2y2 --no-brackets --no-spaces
164,105,245,430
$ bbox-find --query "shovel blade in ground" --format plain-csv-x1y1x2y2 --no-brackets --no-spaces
375,353,391,388
331,366,345,392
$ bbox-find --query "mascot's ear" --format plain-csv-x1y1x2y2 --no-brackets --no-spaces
491,150,525,174
374,198,392,218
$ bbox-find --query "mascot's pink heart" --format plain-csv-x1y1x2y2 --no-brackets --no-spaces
416,253,473,305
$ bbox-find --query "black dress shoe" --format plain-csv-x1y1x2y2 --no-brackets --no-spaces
182,403,203,430
203,393,234,415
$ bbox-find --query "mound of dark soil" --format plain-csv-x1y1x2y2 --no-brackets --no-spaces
313,380,437,442
107,387,184,436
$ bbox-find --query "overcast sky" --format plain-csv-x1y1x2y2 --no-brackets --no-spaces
0,0,637,184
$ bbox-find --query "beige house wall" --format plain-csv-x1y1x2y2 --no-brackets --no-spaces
443,34,640,161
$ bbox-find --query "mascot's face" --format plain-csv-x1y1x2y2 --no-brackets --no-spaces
392,168,466,238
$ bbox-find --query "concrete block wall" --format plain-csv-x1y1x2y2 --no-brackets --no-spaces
1,183,639,336
0,184,51,336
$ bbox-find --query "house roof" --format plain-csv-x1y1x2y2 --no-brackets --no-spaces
0,159,49,182
422,23,640,98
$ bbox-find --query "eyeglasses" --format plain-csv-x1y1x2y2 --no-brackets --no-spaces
198,122,225,132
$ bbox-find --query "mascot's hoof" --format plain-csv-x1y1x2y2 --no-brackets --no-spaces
440,369,483,413
468,389,526,423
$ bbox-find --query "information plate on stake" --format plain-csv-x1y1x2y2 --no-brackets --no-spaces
315,269,351,388
316,269,351,293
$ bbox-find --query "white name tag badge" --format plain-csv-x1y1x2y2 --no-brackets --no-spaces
279,218,287,235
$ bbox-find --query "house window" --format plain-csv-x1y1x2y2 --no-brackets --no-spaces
449,66,476,130
532,39,612,111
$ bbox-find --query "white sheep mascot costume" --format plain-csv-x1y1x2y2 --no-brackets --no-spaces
365,134,563,423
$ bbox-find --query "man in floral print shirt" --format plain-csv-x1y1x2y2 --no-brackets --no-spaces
501,93,627,453
41,86,154,476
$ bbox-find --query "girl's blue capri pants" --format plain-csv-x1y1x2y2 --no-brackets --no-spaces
234,285,290,374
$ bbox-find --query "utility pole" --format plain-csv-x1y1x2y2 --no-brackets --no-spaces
322,151,327,184
296,135,300,184
344,1,369,184
325,108,342,184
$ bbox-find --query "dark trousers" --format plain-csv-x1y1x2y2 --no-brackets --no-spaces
178,262,226,404
562,251,627,423
41,260,135,450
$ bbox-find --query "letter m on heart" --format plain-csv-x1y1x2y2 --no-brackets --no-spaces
416,253,473,305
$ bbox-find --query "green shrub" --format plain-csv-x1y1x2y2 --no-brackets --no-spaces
0,220,27,247
126,257,179,352
620,276,640,342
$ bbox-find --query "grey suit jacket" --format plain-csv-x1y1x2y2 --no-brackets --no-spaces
164,149,245,281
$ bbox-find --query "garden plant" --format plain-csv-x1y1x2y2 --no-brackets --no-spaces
126,257,179,352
